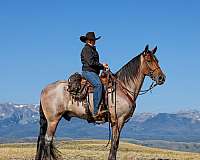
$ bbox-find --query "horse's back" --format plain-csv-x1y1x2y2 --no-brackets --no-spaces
40,80,69,116
41,80,67,96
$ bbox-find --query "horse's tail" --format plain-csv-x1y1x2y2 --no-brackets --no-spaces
35,101,47,160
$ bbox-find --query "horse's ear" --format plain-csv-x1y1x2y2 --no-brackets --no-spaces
152,46,157,54
144,45,149,53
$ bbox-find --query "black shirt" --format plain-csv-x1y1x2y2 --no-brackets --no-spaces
81,44,104,75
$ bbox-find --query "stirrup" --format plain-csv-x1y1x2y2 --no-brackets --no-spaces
92,115,106,124
87,117,95,123
93,110,109,121
95,119,106,125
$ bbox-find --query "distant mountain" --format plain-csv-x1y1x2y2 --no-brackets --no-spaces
0,102,39,125
0,102,200,144
123,111,200,142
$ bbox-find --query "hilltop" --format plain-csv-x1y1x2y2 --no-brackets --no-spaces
0,140,200,160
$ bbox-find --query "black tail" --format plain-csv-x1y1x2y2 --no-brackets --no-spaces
35,101,47,160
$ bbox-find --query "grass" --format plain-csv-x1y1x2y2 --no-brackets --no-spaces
0,140,200,160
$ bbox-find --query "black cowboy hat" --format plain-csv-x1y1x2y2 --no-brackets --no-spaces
80,32,101,43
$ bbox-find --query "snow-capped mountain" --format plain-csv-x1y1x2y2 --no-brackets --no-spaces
0,102,39,125
177,109,200,122
0,102,200,143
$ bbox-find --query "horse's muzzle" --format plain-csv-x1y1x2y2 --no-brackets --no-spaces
156,74,166,85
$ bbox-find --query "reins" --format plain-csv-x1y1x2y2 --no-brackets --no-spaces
139,82,157,95
108,70,157,98
121,81,157,96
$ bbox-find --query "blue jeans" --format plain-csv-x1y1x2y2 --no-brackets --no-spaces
82,71,102,115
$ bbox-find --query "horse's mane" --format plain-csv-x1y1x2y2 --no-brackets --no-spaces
115,53,142,84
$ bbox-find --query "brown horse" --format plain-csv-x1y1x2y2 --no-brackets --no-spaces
35,45,165,160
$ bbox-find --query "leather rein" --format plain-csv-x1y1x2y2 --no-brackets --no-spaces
107,66,159,103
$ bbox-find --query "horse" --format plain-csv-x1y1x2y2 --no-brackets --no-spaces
35,45,166,160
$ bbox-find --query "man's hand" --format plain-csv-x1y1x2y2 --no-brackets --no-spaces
103,63,109,70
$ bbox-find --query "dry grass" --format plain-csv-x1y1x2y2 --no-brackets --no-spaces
0,140,200,160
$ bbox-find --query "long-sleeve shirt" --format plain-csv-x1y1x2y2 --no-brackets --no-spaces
81,44,104,75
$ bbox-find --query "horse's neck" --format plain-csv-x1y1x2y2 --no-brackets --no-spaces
117,64,145,100
124,73,144,98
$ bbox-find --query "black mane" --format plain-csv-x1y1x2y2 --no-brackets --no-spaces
115,53,142,84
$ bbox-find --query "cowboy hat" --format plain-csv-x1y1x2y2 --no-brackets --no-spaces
80,32,101,43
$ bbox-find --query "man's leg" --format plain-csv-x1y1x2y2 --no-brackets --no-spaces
82,71,102,116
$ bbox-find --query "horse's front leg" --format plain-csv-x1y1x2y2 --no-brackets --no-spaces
108,118,124,160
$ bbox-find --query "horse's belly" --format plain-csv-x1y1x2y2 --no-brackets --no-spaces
66,100,88,118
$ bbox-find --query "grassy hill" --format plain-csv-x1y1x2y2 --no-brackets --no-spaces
0,140,200,160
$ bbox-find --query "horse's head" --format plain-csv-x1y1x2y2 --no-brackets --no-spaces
141,45,166,85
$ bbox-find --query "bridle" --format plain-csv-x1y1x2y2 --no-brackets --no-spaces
107,59,159,102
143,52,161,80
145,60,161,81
105,52,161,101
121,53,161,97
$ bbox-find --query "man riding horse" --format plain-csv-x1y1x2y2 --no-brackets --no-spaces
80,32,109,121
35,37,166,159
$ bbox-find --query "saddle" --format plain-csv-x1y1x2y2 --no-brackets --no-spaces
67,71,114,99
67,71,115,123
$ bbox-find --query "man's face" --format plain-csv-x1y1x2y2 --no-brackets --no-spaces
91,40,96,46
87,39,96,46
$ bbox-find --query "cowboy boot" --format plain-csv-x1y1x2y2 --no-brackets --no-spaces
93,109,110,124
83,101,95,123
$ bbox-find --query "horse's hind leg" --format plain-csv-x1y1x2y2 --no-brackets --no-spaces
35,103,48,160
45,119,62,160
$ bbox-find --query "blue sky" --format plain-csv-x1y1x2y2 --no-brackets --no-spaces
0,0,200,112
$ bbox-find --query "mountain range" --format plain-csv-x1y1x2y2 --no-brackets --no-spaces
0,102,200,144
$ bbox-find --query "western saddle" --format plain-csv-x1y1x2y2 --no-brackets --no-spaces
67,70,115,123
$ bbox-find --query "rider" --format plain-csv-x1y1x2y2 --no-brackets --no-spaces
80,32,109,120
